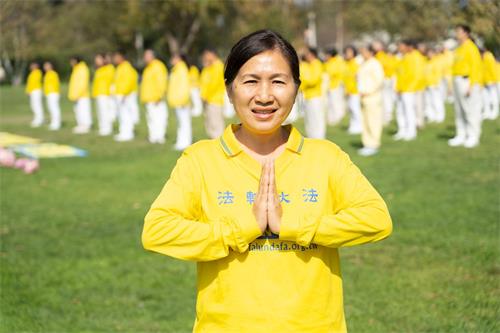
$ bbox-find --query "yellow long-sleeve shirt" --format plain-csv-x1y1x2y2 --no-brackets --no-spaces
143,123,392,333
415,51,427,91
452,39,482,85
114,61,138,96
300,58,323,99
26,69,42,94
395,51,419,93
343,59,359,95
68,61,90,101
375,51,397,78
425,56,442,88
200,59,225,106
92,64,115,97
43,70,60,95
167,61,190,108
324,56,345,90
189,65,200,88
482,51,497,85
140,59,168,103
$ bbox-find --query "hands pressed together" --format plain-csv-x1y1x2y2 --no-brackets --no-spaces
252,160,283,235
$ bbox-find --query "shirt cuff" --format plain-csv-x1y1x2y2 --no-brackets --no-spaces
220,216,262,253
279,213,320,246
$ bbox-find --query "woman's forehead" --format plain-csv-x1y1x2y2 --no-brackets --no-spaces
238,50,291,76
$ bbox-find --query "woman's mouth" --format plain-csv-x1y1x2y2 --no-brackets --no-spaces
251,108,277,120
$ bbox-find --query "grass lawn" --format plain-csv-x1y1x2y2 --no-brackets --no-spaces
1,85,499,332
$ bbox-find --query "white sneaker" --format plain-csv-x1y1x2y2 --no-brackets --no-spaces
463,138,479,148
73,126,90,134
393,133,405,141
358,147,379,156
448,136,465,147
31,122,42,128
348,128,362,135
403,135,416,141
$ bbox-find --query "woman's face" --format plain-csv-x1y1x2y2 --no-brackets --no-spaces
229,49,297,135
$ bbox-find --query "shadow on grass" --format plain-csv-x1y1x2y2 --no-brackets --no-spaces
349,140,363,149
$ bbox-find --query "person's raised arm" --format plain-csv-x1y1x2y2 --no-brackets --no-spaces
142,149,263,261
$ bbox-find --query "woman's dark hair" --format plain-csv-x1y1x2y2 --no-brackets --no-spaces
327,47,338,57
344,45,358,57
456,24,471,35
224,29,301,88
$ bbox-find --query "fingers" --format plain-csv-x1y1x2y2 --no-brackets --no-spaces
267,160,279,205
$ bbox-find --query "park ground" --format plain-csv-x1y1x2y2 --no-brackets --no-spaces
0,85,499,332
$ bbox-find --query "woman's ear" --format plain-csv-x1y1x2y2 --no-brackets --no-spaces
226,85,234,105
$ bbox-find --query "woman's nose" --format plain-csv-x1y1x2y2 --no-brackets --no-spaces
255,82,274,104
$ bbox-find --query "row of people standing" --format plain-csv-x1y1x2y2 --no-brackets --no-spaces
25,48,231,150
296,25,499,155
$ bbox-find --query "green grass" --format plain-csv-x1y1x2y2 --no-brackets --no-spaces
1,85,499,333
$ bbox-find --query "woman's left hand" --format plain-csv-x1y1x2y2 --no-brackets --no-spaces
267,160,282,234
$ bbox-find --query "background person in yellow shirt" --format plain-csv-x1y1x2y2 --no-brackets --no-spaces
449,24,483,148
68,56,92,134
343,45,363,134
168,54,192,150
324,47,346,126
424,47,446,123
25,62,45,128
140,49,168,144
200,48,226,139
113,51,139,142
42,61,61,130
415,42,428,128
188,63,203,117
372,41,397,125
301,47,326,139
480,48,498,120
394,40,419,141
357,45,385,156
92,54,115,136
143,29,392,333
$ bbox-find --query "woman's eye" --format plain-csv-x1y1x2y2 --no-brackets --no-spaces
273,80,285,85
244,80,257,84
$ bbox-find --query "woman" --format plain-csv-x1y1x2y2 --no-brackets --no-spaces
143,30,392,332
357,45,385,156
343,46,363,135
168,53,192,151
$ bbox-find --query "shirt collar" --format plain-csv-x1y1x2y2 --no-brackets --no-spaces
219,124,305,157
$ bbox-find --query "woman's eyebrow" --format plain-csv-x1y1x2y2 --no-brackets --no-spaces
240,73,290,79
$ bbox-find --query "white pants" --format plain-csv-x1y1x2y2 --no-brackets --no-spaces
129,92,140,124
396,92,417,139
29,89,44,126
223,92,235,118
146,101,168,143
284,100,299,125
415,90,425,128
175,106,192,149
424,87,446,123
45,93,61,129
453,77,482,143
109,95,118,123
303,97,326,139
382,78,395,125
74,97,92,129
482,84,499,120
190,88,203,117
96,95,115,135
347,94,362,134
116,94,136,140
326,86,345,125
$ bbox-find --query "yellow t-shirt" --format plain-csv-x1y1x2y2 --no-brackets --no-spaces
343,59,358,95
200,59,225,106
482,51,497,85
114,61,138,96
68,61,90,101
452,39,482,85
167,61,190,107
415,51,427,91
143,124,392,333
26,69,42,94
299,58,323,99
43,70,60,95
375,51,397,78
324,56,346,90
425,57,442,88
92,64,115,97
140,59,168,103
395,51,419,93
189,65,200,88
